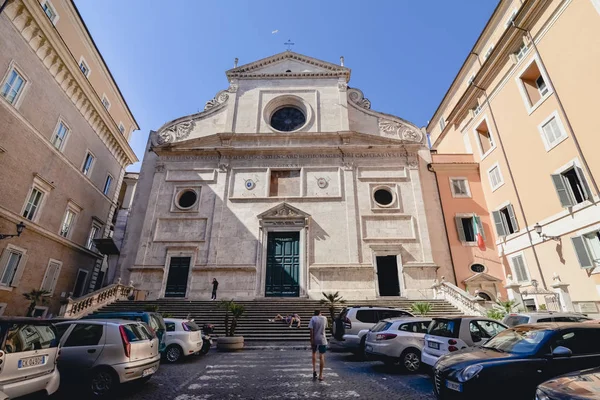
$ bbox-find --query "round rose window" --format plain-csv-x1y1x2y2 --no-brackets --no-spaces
270,107,306,132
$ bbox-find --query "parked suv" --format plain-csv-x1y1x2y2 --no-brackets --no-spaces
333,306,413,354
0,317,60,399
55,319,161,396
421,316,507,368
502,312,591,327
163,318,203,363
84,311,167,353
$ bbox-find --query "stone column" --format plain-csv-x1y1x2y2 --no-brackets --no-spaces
551,274,574,312
504,275,525,311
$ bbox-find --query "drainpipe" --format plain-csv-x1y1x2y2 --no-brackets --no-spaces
426,162,459,286
470,52,548,290
512,23,599,198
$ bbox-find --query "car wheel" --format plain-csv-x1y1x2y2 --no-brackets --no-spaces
401,349,421,373
166,345,183,363
201,340,211,355
355,337,367,361
89,368,117,397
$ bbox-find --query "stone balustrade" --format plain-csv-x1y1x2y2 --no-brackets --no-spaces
59,283,134,319
432,278,487,316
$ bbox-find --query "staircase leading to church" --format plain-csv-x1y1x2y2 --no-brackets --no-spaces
96,299,461,342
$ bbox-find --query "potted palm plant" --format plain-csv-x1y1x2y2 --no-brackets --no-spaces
216,300,246,351
320,291,345,333
23,289,50,317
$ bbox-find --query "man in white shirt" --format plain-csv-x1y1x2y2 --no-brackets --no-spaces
308,309,328,381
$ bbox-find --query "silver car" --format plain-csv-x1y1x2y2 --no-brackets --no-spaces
55,319,160,396
163,318,203,363
0,318,60,399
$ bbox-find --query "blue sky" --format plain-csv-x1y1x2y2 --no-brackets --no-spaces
74,0,498,171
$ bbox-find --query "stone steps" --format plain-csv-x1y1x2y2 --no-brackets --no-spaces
95,299,461,341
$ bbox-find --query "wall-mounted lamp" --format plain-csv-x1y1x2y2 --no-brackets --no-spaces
534,222,560,242
0,221,26,240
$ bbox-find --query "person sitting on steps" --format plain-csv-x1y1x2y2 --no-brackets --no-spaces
268,313,301,328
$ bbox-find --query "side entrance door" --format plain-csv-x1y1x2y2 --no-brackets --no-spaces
376,255,400,296
165,257,190,297
265,232,300,297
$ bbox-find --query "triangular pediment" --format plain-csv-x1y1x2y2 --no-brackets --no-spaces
258,203,310,219
463,272,503,284
226,51,350,82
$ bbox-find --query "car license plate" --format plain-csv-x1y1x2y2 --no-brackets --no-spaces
428,341,440,350
446,380,462,392
18,355,46,369
365,345,373,352
142,367,156,377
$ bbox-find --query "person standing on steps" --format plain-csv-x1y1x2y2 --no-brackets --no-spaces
308,309,328,381
211,278,219,300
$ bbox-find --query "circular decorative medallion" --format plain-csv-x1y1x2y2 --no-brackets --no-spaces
270,106,306,132
317,177,328,189
245,179,256,190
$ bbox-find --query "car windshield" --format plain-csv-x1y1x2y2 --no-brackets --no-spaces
428,319,459,338
371,321,392,332
184,321,200,331
503,315,530,327
483,326,552,354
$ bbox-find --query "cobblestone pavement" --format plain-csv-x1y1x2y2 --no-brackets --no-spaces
55,349,435,399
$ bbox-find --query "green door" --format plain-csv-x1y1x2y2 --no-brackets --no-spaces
266,232,300,297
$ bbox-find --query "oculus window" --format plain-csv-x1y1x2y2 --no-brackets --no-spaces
270,107,306,132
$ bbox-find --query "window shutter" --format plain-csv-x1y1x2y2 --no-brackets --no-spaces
455,217,466,242
512,256,526,282
551,174,574,207
492,211,507,237
475,216,486,240
0,249,10,281
507,204,519,232
571,236,594,269
574,167,592,201
11,254,28,287
41,262,59,294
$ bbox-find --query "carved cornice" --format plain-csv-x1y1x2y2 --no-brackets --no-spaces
4,0,137,167
226,51,351,82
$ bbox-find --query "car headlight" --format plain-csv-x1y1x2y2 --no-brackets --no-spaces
535,389,551,400
457,364,483,382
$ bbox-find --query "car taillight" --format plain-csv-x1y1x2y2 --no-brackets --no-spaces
448,339,457,345
344,317,352,329
448,346,458,352
375,333,397,341
182,322,190,332
119,326,131,358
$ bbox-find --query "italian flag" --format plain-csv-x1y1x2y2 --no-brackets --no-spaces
473,216,486,251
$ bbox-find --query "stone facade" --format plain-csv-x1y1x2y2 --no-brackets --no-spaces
121,52,453,300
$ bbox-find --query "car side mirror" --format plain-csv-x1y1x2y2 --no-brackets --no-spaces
472,335,482,343
551,346,572,357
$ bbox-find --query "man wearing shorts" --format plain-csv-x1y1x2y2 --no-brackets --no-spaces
308,310,328,381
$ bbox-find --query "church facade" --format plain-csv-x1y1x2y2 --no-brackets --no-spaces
118,52,454,300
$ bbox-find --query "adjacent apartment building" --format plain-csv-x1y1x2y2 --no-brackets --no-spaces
0,0,138,316
428,0,600,315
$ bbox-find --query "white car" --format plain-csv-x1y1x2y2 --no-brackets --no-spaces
163,318,203,363
365,317,431,372
421,316,507,368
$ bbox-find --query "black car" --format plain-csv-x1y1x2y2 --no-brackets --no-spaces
536,367,600,400
432,323,600,400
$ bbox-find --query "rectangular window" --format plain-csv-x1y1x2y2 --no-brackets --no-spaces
40,260,61,295
516,43,528,61
505,9,518,28
60,209,76,238
517,59,551,110
510,254,530,283
488,164,504,191
103,175,113,196
86,225,100,250
52,121,69,151
473,104,482,116
450,178,471,198
551,166,591,207
438,119,446,131
269,170,300,197
101,95,110,110
474,118,495,157
1,69,25,105
0,246,27,288
82,152,94,176
118,123,125,134
540,115,567,150
455,215,484,243
484,46,494,60
79,60,89,77
42,1,57,23
492,204,519,237
23,188,43,221
468,74,475,86
572,232,600,270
